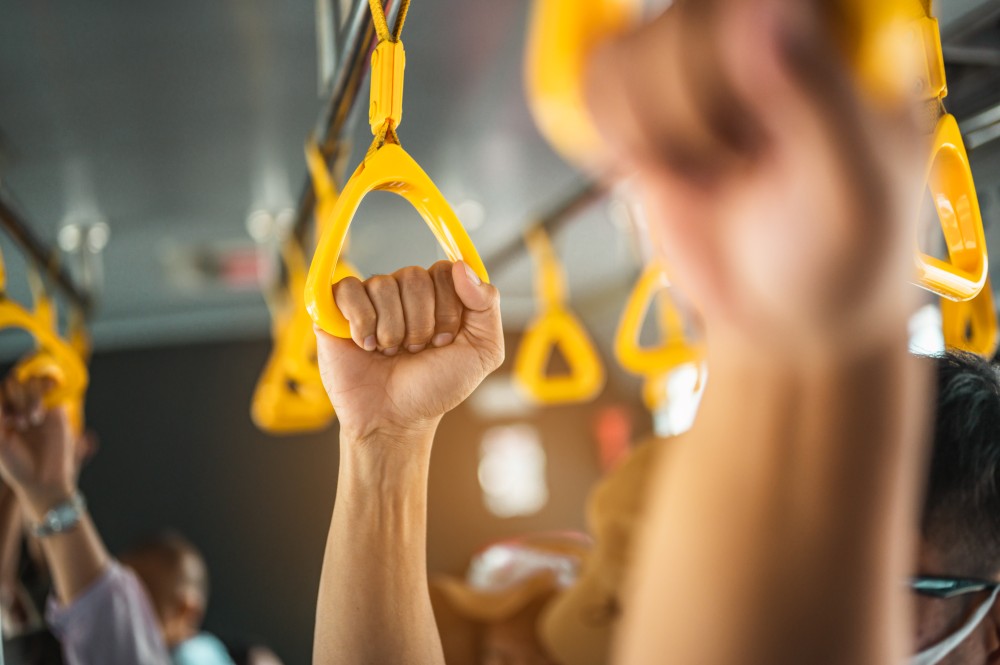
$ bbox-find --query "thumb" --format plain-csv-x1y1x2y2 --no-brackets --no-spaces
452,262,504,367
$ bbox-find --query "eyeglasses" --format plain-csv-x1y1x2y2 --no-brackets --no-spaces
911,575,1000,599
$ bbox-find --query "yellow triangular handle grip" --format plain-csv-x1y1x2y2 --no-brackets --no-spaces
525,0,641,166
941,278,999,359
251,348,335,434
252,245,360,434
514,307,605,404
305,143,489,338
915,113,989,302
0,245,89,419
615,264,702,376
2,303,89,411
16,274,90,434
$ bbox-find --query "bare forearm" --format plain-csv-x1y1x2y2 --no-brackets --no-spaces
313,428,445,665
618,336,929,665
0,485,22,590
23,496,110,606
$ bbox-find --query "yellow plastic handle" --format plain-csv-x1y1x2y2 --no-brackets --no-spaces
3,303,89,410
915,113,989,302
513,229,605,404
525,0,641,166
306,140,338,230
0,249,90,424
615,264,702,376
304,142,489,338
941,278,999,359
525,228,566,308
250,314,336,434
252,236,361,433
515,307,605,404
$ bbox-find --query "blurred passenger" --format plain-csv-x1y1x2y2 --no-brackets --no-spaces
120,532,234,665
910,352,1000,665
431,533,588,665
0,375,235,665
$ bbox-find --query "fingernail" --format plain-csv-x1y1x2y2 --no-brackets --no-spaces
463,262,482,286
363,336,377,352
383,346,399,357
432,333,453,348
30,410,43,426
407,344,426,354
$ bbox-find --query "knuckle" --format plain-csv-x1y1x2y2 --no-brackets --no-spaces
396,265,428,283
366,274,397,295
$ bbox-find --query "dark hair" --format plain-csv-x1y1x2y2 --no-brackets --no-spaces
119,529,209,607
922,352,1000,575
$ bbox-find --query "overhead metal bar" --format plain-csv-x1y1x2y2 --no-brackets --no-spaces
485,181,606,274
292,0,403,244
0,183,93,315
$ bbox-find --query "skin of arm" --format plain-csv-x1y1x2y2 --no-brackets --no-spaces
312,260,505,665
0,482,23,605
617,339,928,664
583,1,932,663
0,376,110,606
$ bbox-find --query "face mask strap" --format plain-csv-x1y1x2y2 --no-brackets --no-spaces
911,585,1000,665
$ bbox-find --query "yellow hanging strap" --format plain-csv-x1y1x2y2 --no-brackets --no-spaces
252,141,362,435
0,248,89,416
513,228,605,405
525,0,642,167
305,0,489,338
614,263,704,410
941,278,999,359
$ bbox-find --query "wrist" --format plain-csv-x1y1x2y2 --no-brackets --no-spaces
339,425,438,492
18,485,78,524
339,417,441,457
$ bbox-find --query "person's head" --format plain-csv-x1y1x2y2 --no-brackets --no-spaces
120,530,209,649
913,351,1000,665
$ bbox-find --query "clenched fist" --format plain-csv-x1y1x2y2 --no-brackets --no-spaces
316,260,504,444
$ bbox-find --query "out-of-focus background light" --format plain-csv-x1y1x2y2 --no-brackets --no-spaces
478,424,549,518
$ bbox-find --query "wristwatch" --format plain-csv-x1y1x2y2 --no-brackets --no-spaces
31,493,87,538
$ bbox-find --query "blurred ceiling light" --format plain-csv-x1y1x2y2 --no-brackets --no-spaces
454,199,486,231
86,222,110,253
246,209,276,243
275,208,296,235
909,303,946,356
57,224,82,252
59,221,110,253
478,425,549,518
468,376,536,419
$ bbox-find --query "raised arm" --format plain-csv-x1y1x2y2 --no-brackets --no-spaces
312,260,504,665
0,375,170,665
0,376,109,606
585,2,931,664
